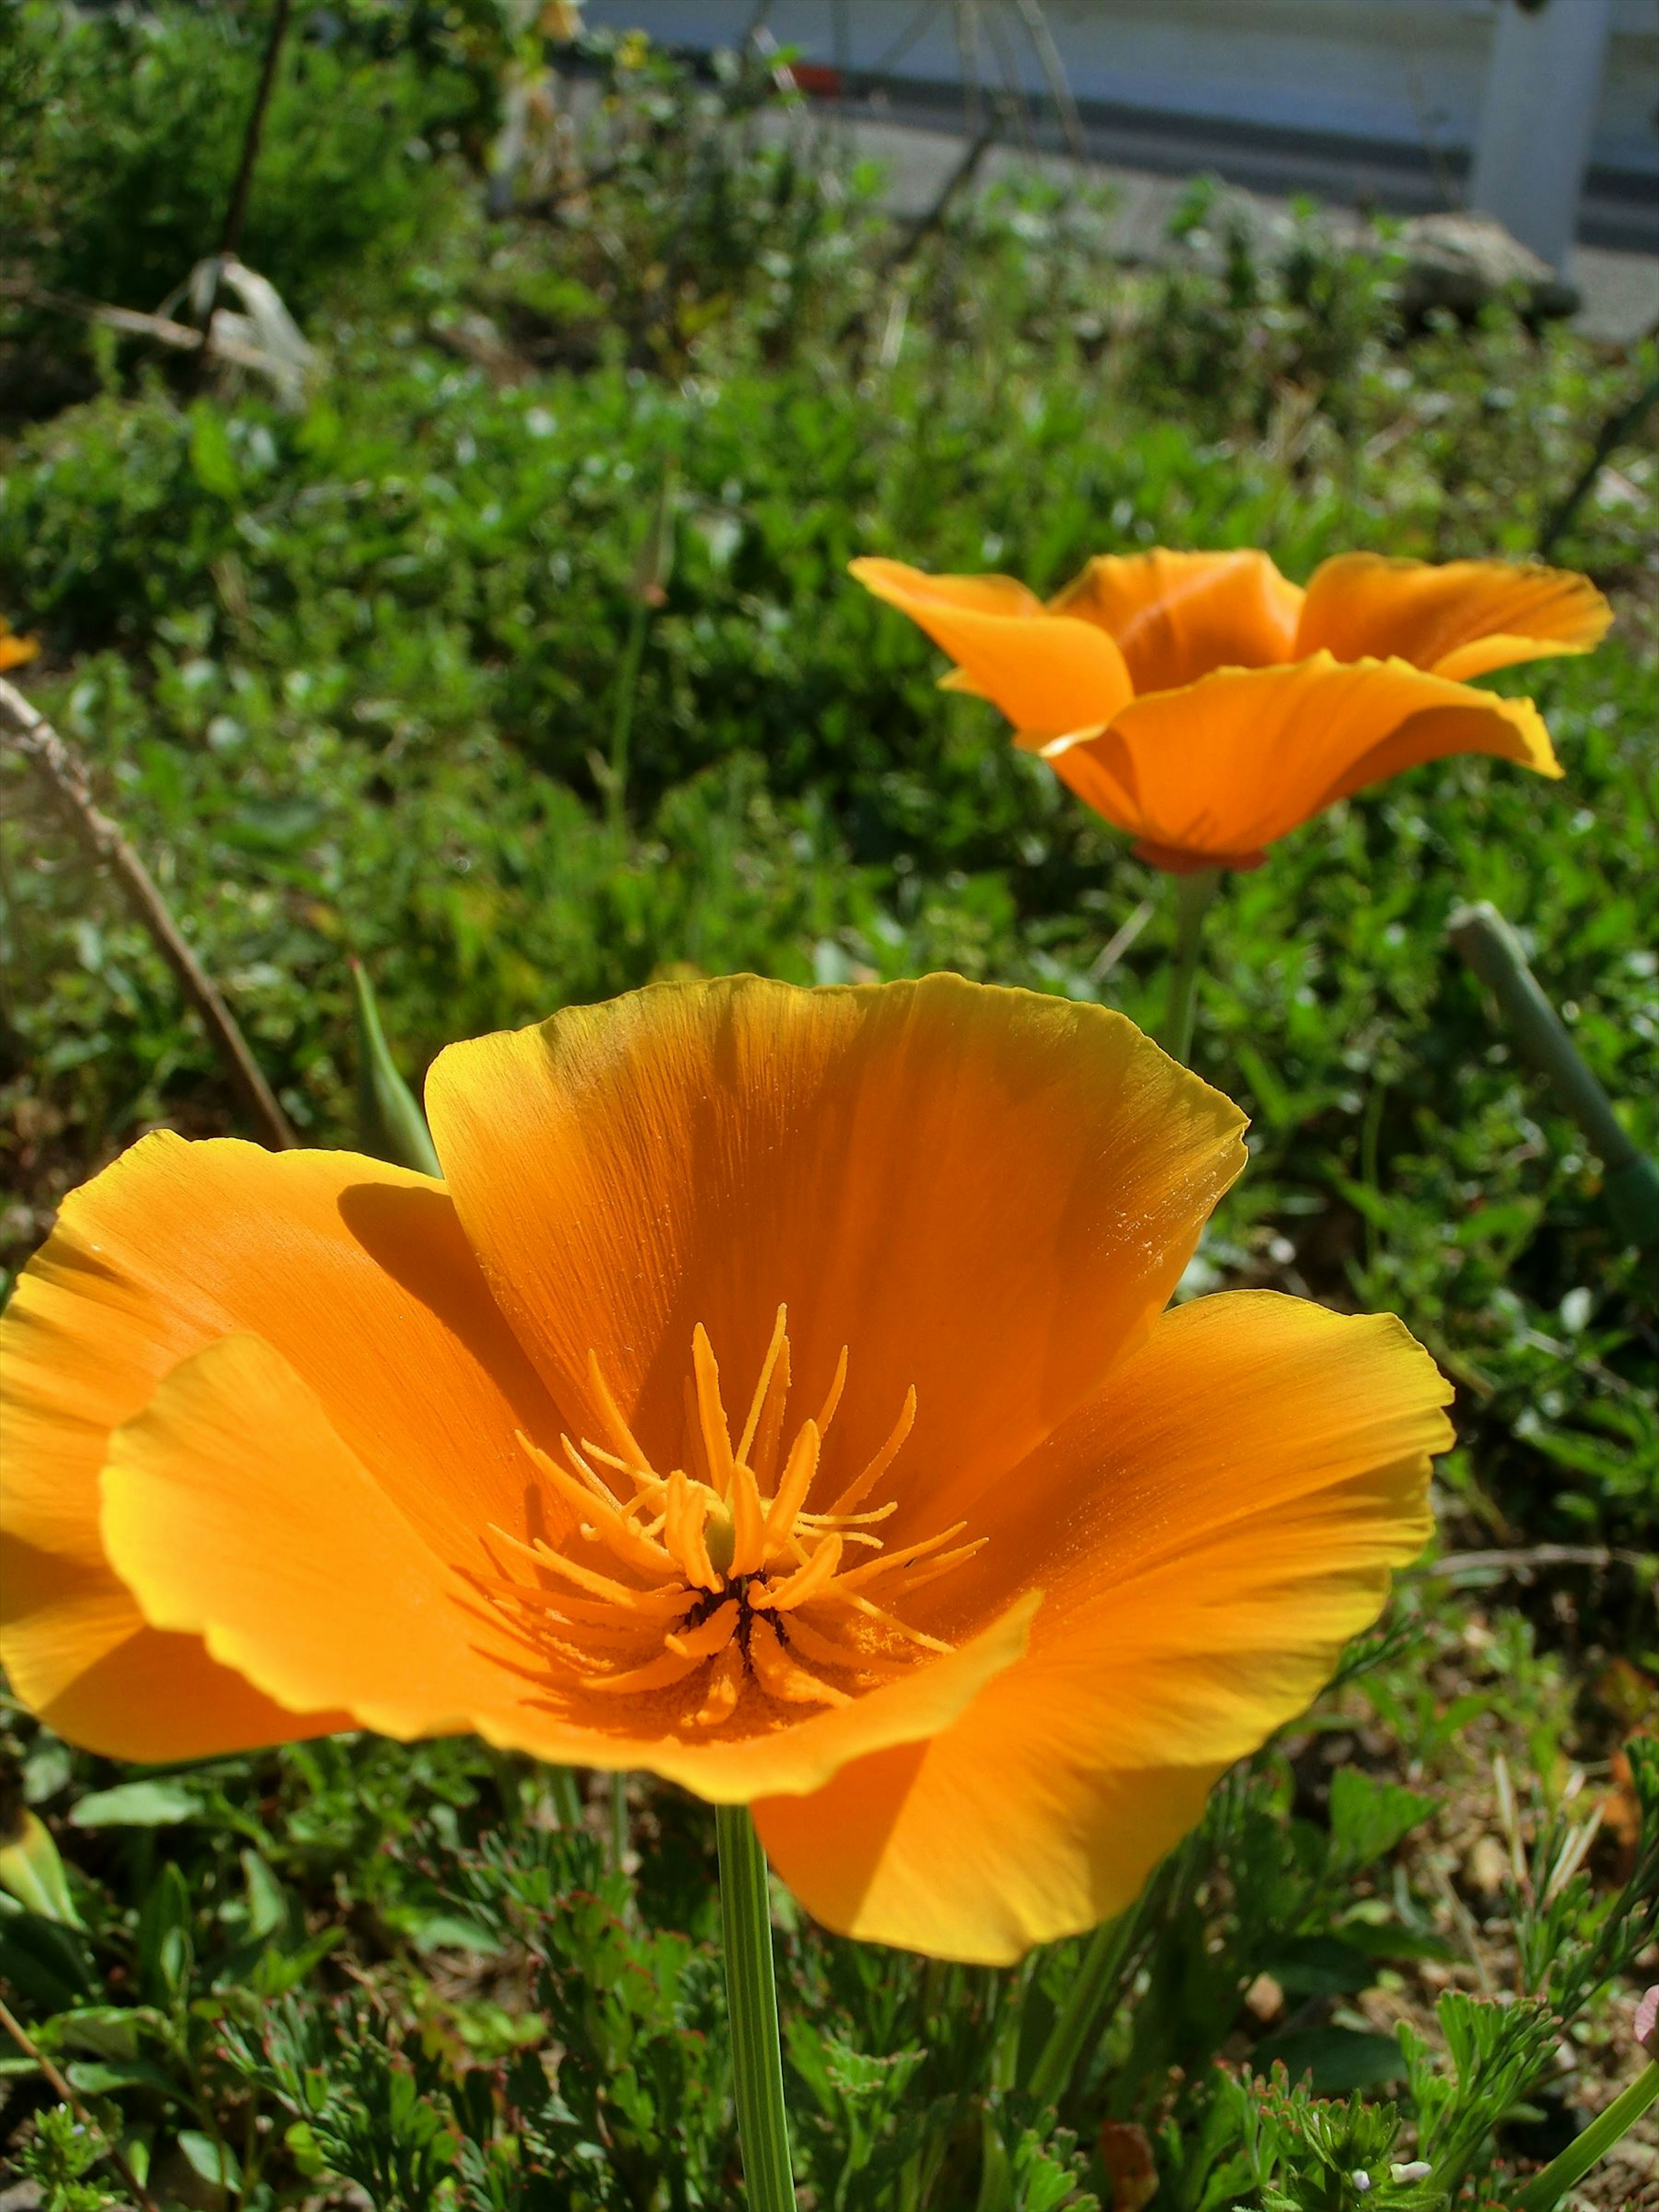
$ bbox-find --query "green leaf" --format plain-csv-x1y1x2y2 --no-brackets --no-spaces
1326,1769,1435,1877
0,1809,84,1927
1259,1935,1377,1999
351,957,441,1177
248,1924,346,1999
1251,2028,1407,2095
66,2056,181,2097
138,1862,193,2007
0,1894,93,2012
241,1850,287,1941
71,1780,203,1829
188,404,240,499
177,2129,242,2188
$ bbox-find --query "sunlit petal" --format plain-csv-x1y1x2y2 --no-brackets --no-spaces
1296,552,1611,679
1038,652,1559,868
426,976,1245,1539
0,1133,557,1759
755,1292,1450,1961
1049,548,1303,689
851,556,1133,737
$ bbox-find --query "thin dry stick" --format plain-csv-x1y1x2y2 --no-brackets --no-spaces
1538,362,1659,563
0,675,297,1150
0,277,295,375
1431,1544,1650,1580
196,0,295,375
0,1993,164,2212
1006,0,1089,163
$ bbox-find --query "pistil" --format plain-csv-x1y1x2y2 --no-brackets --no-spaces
483,1307,981,1727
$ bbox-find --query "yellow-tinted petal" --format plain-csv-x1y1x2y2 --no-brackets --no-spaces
101,1334,538,1742
1038,652,1560,866
1296,552,1611,680
101,1330,1042,1799
851,556,1133,737
1049,549,1303,690
755,1291,1450,1961
426,976,1246,1549
0,1132,559,1758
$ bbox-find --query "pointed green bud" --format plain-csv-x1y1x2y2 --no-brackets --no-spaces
350,958,441,1179
0,1808,84,1928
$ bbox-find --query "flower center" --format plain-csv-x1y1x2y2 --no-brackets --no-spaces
480,1307,981,1730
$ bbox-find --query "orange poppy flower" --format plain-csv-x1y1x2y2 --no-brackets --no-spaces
852,550,1609,872
0,976,1451,1963
0,616,39,674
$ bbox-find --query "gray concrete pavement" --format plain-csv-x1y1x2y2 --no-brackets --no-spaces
824,111,1659,345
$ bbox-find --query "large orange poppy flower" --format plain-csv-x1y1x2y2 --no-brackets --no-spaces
852,549,1610,872
0,976,1451,1963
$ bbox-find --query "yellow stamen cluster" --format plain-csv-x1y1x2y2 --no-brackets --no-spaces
482,1307,981,1728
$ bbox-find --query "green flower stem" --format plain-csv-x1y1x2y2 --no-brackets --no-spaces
1157,867,1223,1066
1449,899,1659,1248
1026,1907,1136,2111
605,595,651,838
609,1770,629,1875
716,1805,796,2212
547,1766,584,1831
1513,2059,1659,2211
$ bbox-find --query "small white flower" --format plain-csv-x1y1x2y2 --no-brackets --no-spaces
1352,2173,1372,2194
1392,2161,1433,2183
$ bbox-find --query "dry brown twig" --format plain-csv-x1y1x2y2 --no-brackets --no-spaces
0,674,297,1150
0,1991,164,2212
0,276,288,376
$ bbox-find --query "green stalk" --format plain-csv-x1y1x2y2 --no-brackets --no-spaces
1157,868,1223,1065
350,957,440,1178
547,1765,584,1831
1449,900,1659,1247
605,596,651,839
1513,2060,1659,2211
1026,1907,1136,2111
716,1806,796,2212
609,1770,630,1876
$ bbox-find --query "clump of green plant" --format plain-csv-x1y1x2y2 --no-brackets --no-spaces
465,25,888,377
2,1673,1653,2206
0,0,481,412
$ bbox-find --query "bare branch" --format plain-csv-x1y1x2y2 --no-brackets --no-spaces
0,675,298,1151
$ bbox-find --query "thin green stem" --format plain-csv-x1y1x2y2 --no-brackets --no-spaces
716,1805,796,2212
547,1765,584,1831
609,1770,630,1875
1026,1908,1136,2111
1449,900,1659,1248
605,597,651,838
1513,2059,1659,2211
1157,867,1223,1066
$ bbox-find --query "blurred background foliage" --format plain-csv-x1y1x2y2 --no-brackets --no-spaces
0,2,1655,2205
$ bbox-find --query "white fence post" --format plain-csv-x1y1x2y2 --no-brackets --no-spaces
1469,0,1617,273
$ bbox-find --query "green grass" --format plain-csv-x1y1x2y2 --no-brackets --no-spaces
1,13,1656,2205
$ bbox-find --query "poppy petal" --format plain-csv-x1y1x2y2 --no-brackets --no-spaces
426,976,1246,1547
100,1330,1042,1797
0,1132,559,1758
1049,549,1304,690
1039,652,1560,865
101,1333,541,1744
851,557,1133,737
1296,552,1611,680
754,1291,1449,1962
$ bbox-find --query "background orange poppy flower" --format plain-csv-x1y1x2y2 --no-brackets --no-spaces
852,549,1610,873
0,615,39,673
0,976,1452,1962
